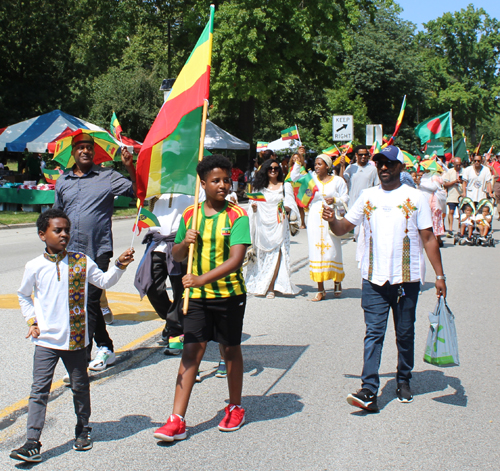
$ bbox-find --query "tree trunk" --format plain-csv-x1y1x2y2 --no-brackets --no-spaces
238,97,255,170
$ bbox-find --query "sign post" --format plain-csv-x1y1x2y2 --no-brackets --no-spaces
333,115,353,141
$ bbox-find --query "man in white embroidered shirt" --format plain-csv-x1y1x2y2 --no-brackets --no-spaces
323,145,446,412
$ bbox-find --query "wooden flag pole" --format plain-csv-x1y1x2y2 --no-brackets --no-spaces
450,109,454,159
183,99,210,315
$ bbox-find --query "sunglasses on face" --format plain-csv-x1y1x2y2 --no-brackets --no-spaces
376,160,398,168
473,160,482,163
357,153,369,157
268,166,280,172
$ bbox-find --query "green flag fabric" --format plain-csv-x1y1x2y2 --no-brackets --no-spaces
415,112,452,144
444,138,468,162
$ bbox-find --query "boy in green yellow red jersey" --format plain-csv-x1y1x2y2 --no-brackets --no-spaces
154,154,251,441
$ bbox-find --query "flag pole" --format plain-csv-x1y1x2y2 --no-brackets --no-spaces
295,123,302,147
183,99,209,315
130,206,142,248
450,109,454,159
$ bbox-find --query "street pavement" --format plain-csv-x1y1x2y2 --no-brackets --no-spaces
0,214,499,470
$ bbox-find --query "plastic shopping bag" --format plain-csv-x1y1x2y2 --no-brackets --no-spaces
423,297,460,367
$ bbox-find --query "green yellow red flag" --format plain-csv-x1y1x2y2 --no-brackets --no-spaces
281,125,299,141
110,112,123,140
136,6,214,204
132,207,161,234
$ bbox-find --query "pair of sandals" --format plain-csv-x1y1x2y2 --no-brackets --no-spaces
311,282,342,302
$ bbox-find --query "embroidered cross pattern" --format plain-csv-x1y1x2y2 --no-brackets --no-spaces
398,198,417,282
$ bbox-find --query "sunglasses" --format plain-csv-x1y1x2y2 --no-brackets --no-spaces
473,160,482,163
376,160,398,168
268,166,280,172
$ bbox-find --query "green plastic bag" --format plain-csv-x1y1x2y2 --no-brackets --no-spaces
423,297,460,367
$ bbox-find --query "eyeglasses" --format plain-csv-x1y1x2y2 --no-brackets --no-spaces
375,160,398,168
268,166,280,172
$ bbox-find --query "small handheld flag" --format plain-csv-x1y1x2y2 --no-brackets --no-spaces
132,207,161,235
281,125,299,141
43,168,64,184
246,192,266,202
110,112,123,141
256,141,269,151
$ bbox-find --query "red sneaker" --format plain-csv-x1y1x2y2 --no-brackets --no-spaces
218,404,245,432
154,415,187,442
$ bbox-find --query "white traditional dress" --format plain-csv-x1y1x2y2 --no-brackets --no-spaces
245,184,300,295
305,174,349,283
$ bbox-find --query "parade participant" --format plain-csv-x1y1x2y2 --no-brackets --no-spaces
340,145,379,206
245,159,300,298
443,157,464,235
475,203,492,241
462,154,494,205
134,193,193,353
290,153,307,228
54,132,136,371
322,145,446,412
154,155,251,441
11,209,134,462
292,154,348,300
419,167,446,247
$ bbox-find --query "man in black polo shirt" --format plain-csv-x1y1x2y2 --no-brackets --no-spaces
54,132,136,371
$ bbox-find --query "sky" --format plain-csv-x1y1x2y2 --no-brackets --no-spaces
396,1,500,29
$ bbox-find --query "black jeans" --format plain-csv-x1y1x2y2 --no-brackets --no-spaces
146,252,184,337
87,251,114,361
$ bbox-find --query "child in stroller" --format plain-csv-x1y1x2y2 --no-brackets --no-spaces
454,197,475,245
474,199,495,246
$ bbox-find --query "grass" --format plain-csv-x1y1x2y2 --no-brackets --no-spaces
0,207,136,227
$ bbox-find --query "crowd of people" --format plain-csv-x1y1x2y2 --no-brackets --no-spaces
10,133,497,462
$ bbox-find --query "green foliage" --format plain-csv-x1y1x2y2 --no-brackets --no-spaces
88,67,162,140
417,4,500,144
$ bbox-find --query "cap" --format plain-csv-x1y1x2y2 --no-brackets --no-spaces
372,145,404,163
72,132,94,148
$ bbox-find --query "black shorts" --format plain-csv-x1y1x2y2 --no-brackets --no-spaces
183,294,246,346
447,202,458,211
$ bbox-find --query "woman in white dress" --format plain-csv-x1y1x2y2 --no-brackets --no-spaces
245,159,300,298
292,154,349,301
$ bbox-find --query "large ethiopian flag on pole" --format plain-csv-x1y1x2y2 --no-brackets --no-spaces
136,5,214,205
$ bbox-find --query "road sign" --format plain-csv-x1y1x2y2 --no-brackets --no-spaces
333,115,353,141
366,124,383,146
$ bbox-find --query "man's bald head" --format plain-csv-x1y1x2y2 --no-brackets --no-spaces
453,157,462,168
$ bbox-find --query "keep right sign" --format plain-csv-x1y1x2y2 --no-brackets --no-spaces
332,115,353,141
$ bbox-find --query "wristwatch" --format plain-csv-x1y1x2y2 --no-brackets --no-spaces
436,275,446,280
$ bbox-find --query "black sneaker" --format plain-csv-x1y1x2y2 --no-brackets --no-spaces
347,388,379,412
10,440,42,462
396,382,414,403
73,426,93,451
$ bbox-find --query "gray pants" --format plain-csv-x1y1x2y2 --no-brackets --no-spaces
27,345,90,441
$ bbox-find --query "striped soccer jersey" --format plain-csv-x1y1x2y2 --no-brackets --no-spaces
176,201,251,298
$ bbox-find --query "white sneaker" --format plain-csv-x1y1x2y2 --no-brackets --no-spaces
88,347,116,371
101,307,114,325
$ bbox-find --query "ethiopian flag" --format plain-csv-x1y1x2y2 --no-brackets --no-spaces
382,95,406,149
110,112,123,140
281,125,299,141
256,141,268,151
246,192,266,202
132,207,161,234
370,140,383,156
294,172,318,208
43,168,64,184
415,112,452,144
136,6,214,204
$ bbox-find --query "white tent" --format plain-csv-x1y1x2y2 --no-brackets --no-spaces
204,120,249,150
266,138,301,152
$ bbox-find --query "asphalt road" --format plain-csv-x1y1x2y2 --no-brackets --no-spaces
0,215,499,470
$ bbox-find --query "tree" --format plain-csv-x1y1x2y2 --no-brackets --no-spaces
417,4,500,144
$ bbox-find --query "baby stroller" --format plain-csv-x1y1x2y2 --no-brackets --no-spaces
473,198,495,247
453,197,475,246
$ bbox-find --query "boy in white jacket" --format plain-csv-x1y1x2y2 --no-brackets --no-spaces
10,209,134,463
